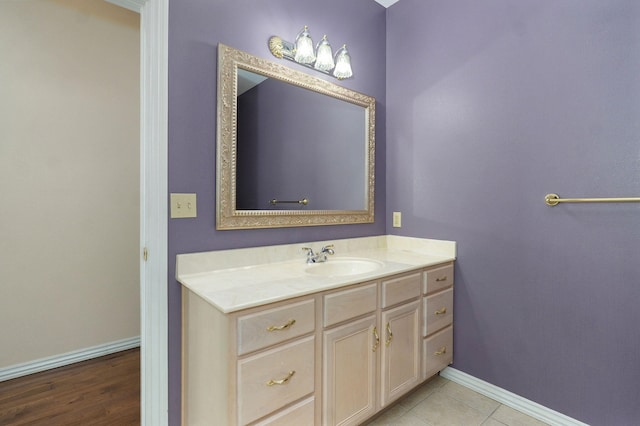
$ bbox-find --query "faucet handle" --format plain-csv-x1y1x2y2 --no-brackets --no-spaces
321,244,335,255
301,247,315,256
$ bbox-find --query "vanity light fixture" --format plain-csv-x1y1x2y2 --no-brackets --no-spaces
332,45,353,80
268,26,353,80
294,26,315,64
314,35,335,71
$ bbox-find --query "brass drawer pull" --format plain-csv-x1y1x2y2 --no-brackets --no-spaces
266,370,296,386
434,347,447,356
385,322,393,347
372,326,380,352
435,275,448,282
267,319,296,332
434,307,447,315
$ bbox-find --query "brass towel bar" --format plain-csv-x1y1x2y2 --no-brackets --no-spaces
545,193,640,206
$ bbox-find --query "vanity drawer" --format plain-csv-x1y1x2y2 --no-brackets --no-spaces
237,299,315,355
424,288,453,336
423,263,454,295
324,283,377,327
423,326,453,380
237,336,315,425
253,397,315,426
381,272,421,308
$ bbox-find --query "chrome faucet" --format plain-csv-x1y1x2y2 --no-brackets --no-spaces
302,244,335,263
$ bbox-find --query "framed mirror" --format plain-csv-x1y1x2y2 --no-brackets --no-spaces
216,44,376,229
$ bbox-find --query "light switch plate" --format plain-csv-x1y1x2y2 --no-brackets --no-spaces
171,193,197,218
392,211,402,228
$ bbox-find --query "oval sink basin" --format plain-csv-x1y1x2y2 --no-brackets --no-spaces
305,258,384,277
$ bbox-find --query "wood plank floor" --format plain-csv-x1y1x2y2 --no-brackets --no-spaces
0,348,140,425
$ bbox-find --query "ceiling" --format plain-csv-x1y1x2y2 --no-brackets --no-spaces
374,0,400,7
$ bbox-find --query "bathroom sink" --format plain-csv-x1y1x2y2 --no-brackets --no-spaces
305,258,384,277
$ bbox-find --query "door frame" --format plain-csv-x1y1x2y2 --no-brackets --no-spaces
106,1,168,424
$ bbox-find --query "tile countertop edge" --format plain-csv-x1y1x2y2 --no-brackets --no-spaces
177,235,456,314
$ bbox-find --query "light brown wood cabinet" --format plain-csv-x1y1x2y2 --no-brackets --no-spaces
322,273,423,426
322,282,378,425
182,291,317,426
182,261,454,425
422,263,454,380
379,272,422,409
380,299,421,408
323,313,377,425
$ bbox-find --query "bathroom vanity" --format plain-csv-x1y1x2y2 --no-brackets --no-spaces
177,236,455,425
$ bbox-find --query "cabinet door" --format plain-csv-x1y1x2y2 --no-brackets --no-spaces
323,315,377,426
380,300,421,407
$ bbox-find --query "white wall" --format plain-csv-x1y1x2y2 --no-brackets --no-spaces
0,0,140,368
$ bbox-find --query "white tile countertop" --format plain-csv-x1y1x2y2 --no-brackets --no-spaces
176,235,456,313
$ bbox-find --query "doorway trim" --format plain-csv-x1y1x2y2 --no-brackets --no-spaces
105,0,168,424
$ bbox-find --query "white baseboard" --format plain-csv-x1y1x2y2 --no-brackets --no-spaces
440,367,589,426
0,336,140,382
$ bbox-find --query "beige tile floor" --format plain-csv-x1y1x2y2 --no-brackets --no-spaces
365,376,549,426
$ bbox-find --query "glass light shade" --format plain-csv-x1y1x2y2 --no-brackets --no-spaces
294,26,315,64
314,35,335,71
332,44,353,79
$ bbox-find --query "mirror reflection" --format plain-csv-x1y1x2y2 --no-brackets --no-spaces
236,69,367,211
216,44,375,229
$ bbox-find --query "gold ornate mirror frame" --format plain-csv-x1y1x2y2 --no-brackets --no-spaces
216,44,376,229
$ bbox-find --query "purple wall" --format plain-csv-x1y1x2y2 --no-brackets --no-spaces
168,0,386,422
387,0,640,424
